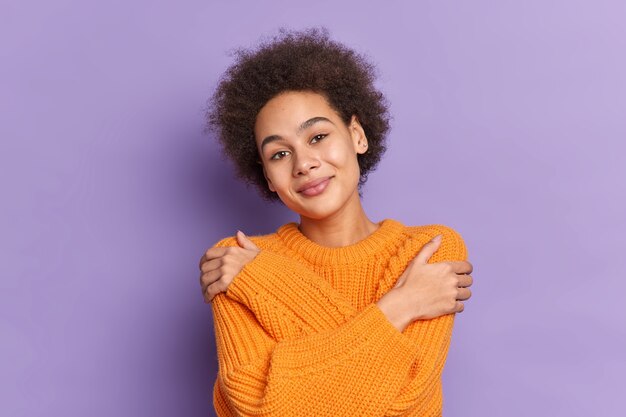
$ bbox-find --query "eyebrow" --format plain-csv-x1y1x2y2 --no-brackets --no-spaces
260,116,335,151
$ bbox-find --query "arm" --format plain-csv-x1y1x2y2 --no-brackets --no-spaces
210,225,468,416
384,225,469,416
219,244,361,341
215,225,467,343
212,293,421,416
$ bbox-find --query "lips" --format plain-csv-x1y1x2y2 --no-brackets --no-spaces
297,176,332,192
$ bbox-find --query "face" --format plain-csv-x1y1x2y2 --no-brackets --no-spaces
254,90,369,220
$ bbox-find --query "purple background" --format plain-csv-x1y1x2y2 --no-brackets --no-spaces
2,0,625,416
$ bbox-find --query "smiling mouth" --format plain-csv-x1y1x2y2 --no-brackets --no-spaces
298,176,333,197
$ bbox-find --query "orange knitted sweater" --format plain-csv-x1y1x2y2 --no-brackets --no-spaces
210,218,468,417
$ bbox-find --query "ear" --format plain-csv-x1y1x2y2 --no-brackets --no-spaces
348,115,368,155
260,162,276,192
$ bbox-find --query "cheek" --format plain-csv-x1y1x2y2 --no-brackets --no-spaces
266,166,291,191
325,142,353,166
326,144,361,177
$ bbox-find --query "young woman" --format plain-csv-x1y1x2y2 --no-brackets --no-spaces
198,27,474,417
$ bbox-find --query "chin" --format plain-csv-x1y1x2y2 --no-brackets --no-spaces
290,199,346,220
298,209,334,221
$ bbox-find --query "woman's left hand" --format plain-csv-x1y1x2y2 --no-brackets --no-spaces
199,231,260,303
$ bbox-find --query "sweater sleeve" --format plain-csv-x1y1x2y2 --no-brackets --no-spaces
209,225,468,416
383,225,469,416
224,247,362,341
212,293,421,416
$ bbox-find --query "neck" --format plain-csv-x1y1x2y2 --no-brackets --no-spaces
297,190,379,247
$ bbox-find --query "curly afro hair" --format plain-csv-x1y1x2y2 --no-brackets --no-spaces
205,26,392,202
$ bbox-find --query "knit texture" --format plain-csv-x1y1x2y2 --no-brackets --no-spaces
210,218,468,417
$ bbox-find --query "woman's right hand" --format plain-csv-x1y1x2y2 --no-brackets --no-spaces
199,231,260,303
376,235,473,332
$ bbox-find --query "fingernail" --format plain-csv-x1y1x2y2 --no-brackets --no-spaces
432,234,442,243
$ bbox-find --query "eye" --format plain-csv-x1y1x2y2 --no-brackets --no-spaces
269,134,326,160
311,133,328,142
270,150,290,160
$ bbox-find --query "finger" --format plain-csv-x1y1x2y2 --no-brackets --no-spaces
204,284,217,303
204,247,229,261
236,231,245,247
204,285,219,304
199,246,230,268
413,235,443,264
203,285,216,303
456,287,472,301
201,258,222,273
449,260,473,275
200,270,221,293
198,253,207,270
457,274,473,288
236,230,260,251
205,280,227,302
455,301,465,313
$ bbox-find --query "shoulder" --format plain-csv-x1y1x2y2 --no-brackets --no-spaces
402,223,468,261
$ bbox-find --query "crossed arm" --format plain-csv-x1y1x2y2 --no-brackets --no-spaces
209,226,468,416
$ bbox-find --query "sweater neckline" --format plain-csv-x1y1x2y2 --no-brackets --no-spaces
275,218,405,265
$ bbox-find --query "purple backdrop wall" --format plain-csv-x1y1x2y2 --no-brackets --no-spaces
2,0,624,416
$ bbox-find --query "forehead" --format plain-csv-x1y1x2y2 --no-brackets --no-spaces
254,91,339,137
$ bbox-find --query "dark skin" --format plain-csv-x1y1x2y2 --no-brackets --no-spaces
199,232,473,332
199,91,473,332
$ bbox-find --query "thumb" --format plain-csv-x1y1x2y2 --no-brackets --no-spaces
412,234,442,264
236,230,260,251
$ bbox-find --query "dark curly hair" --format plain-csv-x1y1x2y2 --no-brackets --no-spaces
205,27,392,202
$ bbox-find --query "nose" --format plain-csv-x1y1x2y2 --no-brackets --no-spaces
292,147,320,177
